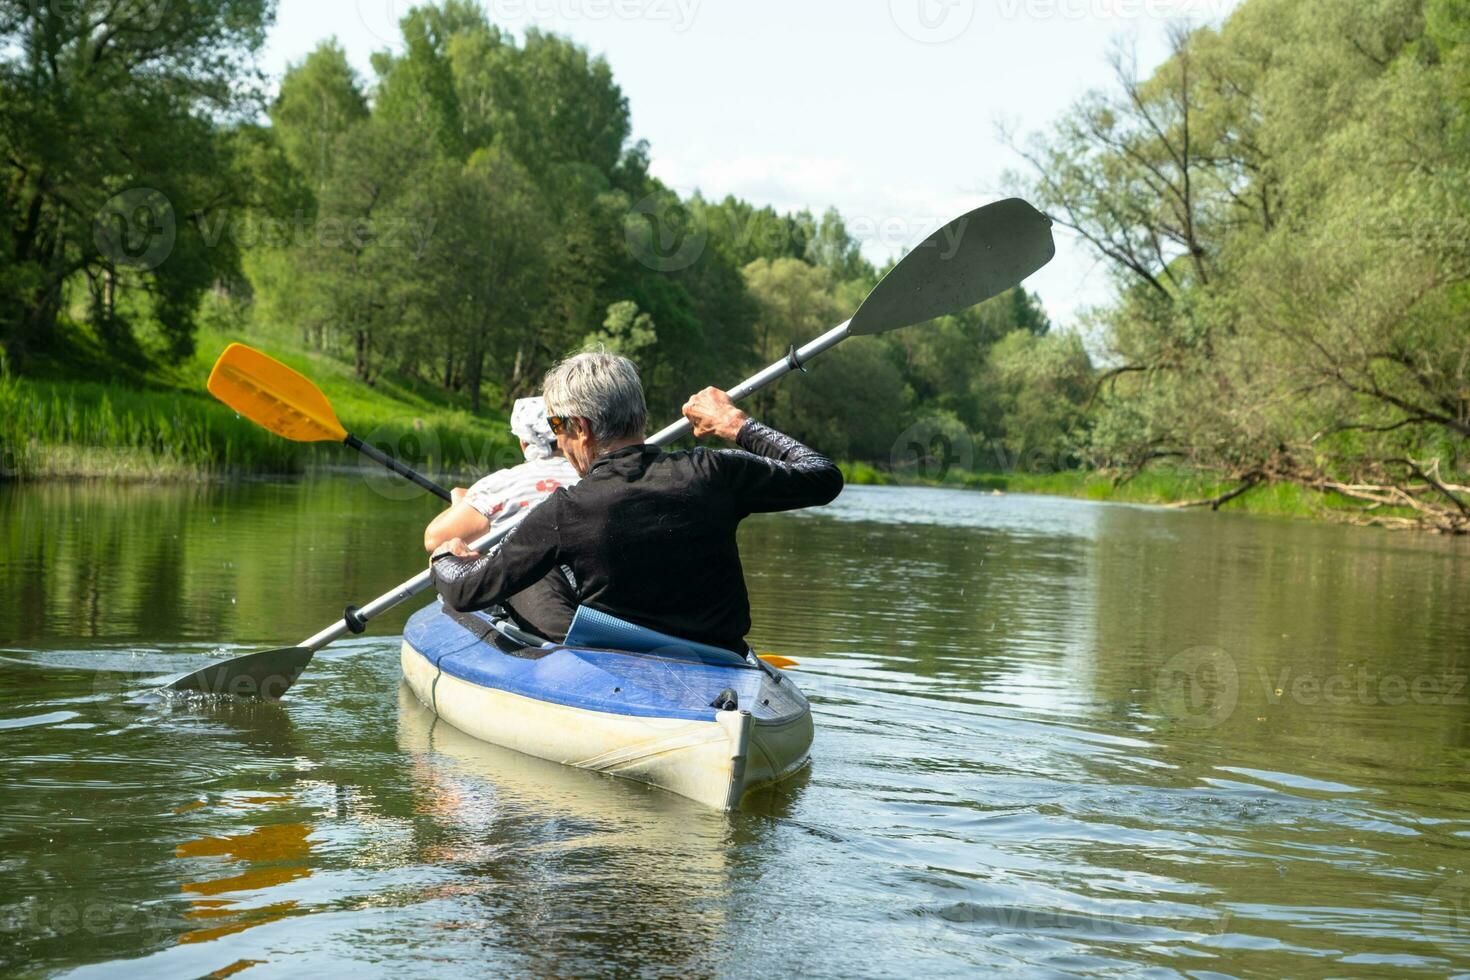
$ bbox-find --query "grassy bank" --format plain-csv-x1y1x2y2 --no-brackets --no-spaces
0,325,1415,530
837,461,1408,524
1,326,519,482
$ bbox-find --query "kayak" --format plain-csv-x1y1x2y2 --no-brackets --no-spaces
399,601,813,809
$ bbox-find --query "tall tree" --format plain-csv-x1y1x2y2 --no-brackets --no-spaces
0,0,276,363
269,41,368,197
805,206,873,284
1009,0,1469,529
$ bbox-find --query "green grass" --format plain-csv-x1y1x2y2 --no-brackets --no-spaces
837,460,897,486
2,323,520,482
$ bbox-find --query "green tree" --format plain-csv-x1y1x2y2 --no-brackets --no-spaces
804,207,873,284
700,196,811,268
984,329,1093,468
1010,0,1469,529
885,287,1051,433
426,146,552,412
1,0,276,364
269,41,368,196
773,342,909,460
583,301,656,357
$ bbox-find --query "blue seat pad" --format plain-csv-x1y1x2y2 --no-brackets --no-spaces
404,604,761,722
564,605,751,667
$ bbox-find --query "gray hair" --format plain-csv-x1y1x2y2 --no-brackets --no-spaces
542,350,647,443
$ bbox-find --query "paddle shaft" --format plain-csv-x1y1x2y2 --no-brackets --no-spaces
648,321,851,444
344,433,453,502
296,319,856,651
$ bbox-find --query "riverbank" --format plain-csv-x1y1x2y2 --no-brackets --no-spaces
1,327,519,482
837,460,1418,526
0,345,1420,532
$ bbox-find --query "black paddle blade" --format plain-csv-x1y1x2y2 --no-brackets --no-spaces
848,198,1055,336
160,647,315,701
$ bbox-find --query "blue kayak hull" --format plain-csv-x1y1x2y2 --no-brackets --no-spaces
400,603,812,809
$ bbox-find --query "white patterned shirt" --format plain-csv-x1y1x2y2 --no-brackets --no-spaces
464,455,580,534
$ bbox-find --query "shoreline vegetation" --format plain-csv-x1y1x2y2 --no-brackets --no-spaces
0,349,1419,529
0,326,520,484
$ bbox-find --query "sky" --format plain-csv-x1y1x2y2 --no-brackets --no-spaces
261,0,1242,331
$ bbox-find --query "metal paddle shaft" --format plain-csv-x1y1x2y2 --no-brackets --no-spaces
648,321,853,445
161,198,1054,699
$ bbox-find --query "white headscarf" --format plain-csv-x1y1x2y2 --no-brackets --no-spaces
510,396,557,462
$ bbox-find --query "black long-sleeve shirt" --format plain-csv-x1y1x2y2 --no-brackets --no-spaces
431,419,844,652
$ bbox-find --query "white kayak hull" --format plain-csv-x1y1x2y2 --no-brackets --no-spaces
399,605,812,810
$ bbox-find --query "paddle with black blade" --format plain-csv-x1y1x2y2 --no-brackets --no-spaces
160,197,1054,700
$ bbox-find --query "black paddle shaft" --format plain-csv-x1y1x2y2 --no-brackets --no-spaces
343,433,453,502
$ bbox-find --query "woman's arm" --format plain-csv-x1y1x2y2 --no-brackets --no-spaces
423,490,492,553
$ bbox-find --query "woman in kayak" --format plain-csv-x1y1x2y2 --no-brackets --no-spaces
429,351,843,653
422,396,580,640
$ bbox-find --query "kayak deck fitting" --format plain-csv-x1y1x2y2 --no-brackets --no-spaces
400,602,813,809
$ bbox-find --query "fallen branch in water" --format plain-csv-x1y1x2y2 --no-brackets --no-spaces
1166,474,1262,511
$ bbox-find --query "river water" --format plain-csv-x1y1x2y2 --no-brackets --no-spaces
1,478,1468,976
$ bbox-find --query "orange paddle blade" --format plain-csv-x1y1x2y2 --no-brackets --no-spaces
758,654,799,669
207,343,348,443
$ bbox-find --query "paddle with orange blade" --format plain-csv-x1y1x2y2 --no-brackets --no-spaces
207,343,451,503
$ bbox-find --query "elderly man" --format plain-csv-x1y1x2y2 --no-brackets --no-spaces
430,351,843,653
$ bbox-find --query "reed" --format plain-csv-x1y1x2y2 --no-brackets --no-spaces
0,374,517,482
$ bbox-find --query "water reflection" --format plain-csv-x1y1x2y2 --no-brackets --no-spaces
3,480,1469,975
396,685,742,975
177,818,313,944
0,479,441,647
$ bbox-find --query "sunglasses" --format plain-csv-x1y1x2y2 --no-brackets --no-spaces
546,415,571,436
